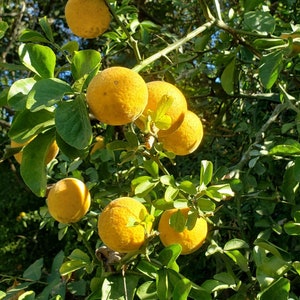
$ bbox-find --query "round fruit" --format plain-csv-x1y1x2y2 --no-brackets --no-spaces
98,197,152,253
90,136,105,154
135,81,188,136
158,208,208,255
86,67,148,125
47,178,91,224
65,0,111,39
158,110,203,156
11,138,59,165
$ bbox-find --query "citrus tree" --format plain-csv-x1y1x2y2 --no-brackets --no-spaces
1,0,300,299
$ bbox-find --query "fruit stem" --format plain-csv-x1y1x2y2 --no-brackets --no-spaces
71,223,98,263
104,0,142,63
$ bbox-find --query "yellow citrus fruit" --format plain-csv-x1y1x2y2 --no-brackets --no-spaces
98,197,153,253
10,138,59,165
65,0,111,39
158,110,203,156
135,81,188,136
158,207,208,255
90,136,105,154
86,67,148,125
47,178,91,224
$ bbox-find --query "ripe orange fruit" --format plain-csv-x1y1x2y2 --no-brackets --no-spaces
158,110,203,156
158,207,208,255
47,178,91,224
98,197,153,253
86,67,148,125
65,0,111,39
10,138,59,165
90,136,105,154
135,81,188,136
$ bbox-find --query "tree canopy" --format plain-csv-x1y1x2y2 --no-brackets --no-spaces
1,0,300,299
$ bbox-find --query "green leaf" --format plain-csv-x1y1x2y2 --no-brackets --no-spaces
55,95,93,149
243,11,276,34
101,274,140,300
158,244,181,270
18,291,36,300
253,38,286,50
62,41,79,54
27,78,73,111
284,221,300,235
20,129,57,197
156,269,171,300
178,180,197,195
0,87,8,107
170,209,186,232
7,77,37,111
136,281,157,300
224,238,249,251
68,248,91,263
71,50,101,81
9,109,55,142
59,260,89,276
23,258,43,281
19,29,50,43
165,185,179,202
173,277,192,300
143,159,159,178
152,94,173,130
136,259,159,279
258,277,290,300
18,43,56,78
135,178,157,197
39,16,54,42
197,198,216,213
254,238,289,260
221,57,235,95
125,131,139,148
269,140,300,156
259,50,283,89
0,21,9,39
224,250,249,272
200,160,213,186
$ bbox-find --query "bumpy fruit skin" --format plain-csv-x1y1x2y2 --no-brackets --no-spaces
47,178,91,224
158,110,203,156
158,208,208,255
65,0,111,39
86,67,148,125
135,81,188,136
11,139,59,165
98,197,152,253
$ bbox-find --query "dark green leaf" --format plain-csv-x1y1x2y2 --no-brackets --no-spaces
157,244,181,270
27,78,73,111
136,259,159,279
20,129,56,197
55,95,93,149
9,109,55,142
258,277,290,300
19,29,50,43
68,249,90,263
18,43,56,78
253,38,286,50
136,281,157,300
284,221,300,235
173,277,192,300
259,50,283,89
200,160,213,186
125,131,139,148
170,209,186,232
224,250,249,272
156,269,170,300
23,258,43,281
197,198,216,213
59,260,89,276
221,57,235,95
7,77,36,111
143,159,159,178
71,50,101,81
39,16,54,42
243,11,276,34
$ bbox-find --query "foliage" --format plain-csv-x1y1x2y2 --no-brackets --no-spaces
1,0,300,299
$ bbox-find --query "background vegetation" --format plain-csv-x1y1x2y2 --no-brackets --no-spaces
1,0,300,299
